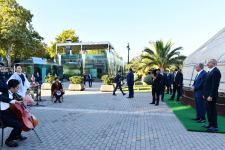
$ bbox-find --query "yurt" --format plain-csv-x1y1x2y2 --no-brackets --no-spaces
182,27,225,114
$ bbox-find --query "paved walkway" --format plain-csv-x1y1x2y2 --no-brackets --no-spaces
2,82,225,150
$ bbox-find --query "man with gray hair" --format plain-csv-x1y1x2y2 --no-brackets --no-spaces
192,63,207,123
203,59,221,132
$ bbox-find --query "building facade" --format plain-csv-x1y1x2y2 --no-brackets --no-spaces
56,41,123,79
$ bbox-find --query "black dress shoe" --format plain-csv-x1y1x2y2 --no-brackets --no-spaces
155,103,159,106
16,135,27,141
150,102,155,104
112,94,116,96
5,140,18,147
206,127,218,132
202,125,210,128
123,93,126,96
126,97,132,98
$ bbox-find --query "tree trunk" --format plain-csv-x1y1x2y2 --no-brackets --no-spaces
6,45,12,67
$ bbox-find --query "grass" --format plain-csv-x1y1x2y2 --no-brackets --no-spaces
164,94,225,133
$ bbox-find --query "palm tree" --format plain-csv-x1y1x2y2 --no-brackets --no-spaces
141,40,186,69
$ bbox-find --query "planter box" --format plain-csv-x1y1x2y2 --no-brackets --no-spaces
100,84,115,92
41,83,52,90
68,84,85,91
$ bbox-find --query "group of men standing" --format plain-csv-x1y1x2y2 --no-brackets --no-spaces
150,67,184,106
192,59,221,132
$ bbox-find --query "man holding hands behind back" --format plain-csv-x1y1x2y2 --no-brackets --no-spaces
192,63,207,123
203,59,221,132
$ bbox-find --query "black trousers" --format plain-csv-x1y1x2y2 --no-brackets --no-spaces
113,84,125,95
89,80,92,87
1,109,23,141
128,85,134,98
152,88,160,104
160,86,165,101
171,84,182,100
54,91,65,101
206,100,218,128
166,84,172,94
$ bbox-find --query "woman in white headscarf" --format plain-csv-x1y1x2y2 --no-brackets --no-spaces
8,64,30,97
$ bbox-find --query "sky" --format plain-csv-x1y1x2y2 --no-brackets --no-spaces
17,0,225,60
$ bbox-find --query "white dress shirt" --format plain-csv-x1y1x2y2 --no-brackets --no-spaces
0,90,16,111
208,67,216,72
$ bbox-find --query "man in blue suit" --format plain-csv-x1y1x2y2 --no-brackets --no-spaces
126,68,134,98
192,63,207,123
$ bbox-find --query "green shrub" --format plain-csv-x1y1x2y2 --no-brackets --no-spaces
69,76,84,84
45,74,55,83
143,74,153,85
134,81,143,85
101,75,115,85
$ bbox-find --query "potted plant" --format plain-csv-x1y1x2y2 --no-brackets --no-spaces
100,75,115,92
41,74,55,90
68,76,85,91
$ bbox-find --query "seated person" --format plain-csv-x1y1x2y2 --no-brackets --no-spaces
51,77,64,103
24,89,36,106
0,79,27,147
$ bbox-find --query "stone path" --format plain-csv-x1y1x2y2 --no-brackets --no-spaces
1,82,225,150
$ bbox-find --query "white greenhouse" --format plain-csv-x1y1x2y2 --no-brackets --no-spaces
183,27,225,92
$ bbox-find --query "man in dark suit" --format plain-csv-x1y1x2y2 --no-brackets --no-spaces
169,67,183,101
87,74,93,87
113,72,126,96
203,59,221,132
126,68,134,98
166,72,174,95
192,63,207,123
150,69,163,106
160,68,168,101
0,79,27,147
0,71,8,93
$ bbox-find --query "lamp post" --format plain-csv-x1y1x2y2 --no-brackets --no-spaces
127,43,130,64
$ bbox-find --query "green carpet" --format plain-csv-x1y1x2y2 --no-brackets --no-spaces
164,94,225,133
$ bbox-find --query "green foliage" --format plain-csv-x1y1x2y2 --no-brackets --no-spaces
134,81,143,85
0,0,46,64
45,74,55,83
101,75,115,85
143,74,153,85
69,76,84,84
48,29,79,58
142,40,186,69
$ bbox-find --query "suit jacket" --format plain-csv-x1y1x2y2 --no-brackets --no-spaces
167,73,174,85
0,72,8,93
203,67,221,100
127,71,134,86
173,71,183,86
0,92,11,103
115,74,122,85
152,73,163,91
161,73,168,87
193,70,207,97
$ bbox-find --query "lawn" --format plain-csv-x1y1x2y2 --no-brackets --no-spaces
164,94,225,133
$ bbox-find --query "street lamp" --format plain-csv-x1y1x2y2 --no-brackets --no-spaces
127,43,130,64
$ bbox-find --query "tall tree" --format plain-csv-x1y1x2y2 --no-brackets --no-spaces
47,29,79,58
141,40,186,69
0,0,44,65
